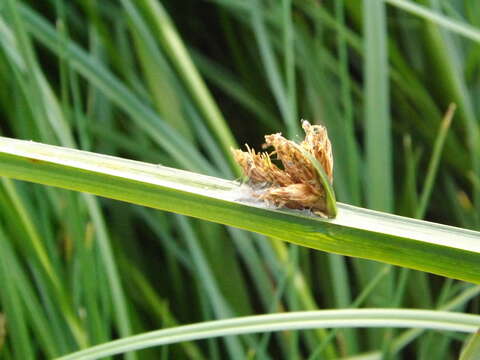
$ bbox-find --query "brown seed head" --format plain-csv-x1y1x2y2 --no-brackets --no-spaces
233,120,333,212
301,120,333,183
232,145,292,186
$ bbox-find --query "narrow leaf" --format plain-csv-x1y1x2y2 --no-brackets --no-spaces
0,137,479,284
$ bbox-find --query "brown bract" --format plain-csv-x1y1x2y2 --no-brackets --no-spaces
232,120,333,214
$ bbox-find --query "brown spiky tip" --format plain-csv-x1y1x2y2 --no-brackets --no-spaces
232,120,333,213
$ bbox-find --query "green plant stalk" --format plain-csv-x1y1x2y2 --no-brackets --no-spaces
1,179,87,349
250,0,293,135
363,0,393,212
388,284,480,357
2,2,88,348
0,137,479,283
2,4,136,351
135,0,240,173
414,0,480,222
460,330,480,360
0,226,35,360
416,104,455,222
335,0,361,206
56,309,480,360
122,262,206,360
173,214,246,360
15,3,216,175
282,0,298,138
386,0,480,43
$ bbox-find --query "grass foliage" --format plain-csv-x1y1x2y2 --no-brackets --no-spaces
0,0,479,359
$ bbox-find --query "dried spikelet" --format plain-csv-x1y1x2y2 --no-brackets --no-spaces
232,144,292,186
300,121,333,183
232,120,333,214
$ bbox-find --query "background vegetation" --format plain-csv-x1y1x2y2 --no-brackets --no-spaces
0,0,479,359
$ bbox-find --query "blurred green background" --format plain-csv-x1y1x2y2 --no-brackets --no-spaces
0,0,479,359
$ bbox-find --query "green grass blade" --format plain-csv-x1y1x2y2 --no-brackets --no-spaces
250,0,294,135
0,137,479,284
335,0,361,206
0,226,35,360
362,4,394,348
174,215,246,360
191,50,278,130
460,330,480,360
56,309,480,360
120,260,206,360
82,194,135,359
1,179,87,348
416,103,455,219
134,0,239,172
120,0,193,143
364,0,393,212
386,0,480,43
0,216,62,357
16,3,215,175
282,0,297,137
389,284,480,356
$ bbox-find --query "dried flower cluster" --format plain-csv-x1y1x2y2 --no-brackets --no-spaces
232,120,333,215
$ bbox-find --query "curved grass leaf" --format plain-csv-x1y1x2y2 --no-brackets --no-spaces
386,0,480,43
0,137,479,284
56,309,480,360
